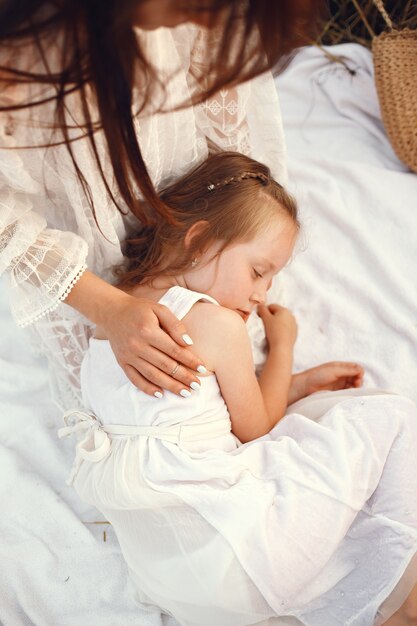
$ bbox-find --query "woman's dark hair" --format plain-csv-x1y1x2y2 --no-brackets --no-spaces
115,151,299,287
0,0,322,226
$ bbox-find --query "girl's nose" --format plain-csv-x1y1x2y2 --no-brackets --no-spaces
251,290,266,305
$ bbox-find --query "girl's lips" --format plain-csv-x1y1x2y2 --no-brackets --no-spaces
237,309,250,322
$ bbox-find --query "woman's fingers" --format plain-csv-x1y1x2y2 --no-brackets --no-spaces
124,364,164,397
145,363,199,397
124,360,198,398
103,297,207,397
119,337,204,396
150,325,206,375
136,345,202,390
156,304,195,347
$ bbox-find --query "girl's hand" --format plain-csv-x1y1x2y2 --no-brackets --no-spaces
289,362,364,404
258,304,297,349
97,292,206,397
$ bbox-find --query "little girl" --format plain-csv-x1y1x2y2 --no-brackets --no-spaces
60,152,417,626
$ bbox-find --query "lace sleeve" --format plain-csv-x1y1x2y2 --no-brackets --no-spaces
0,121,88,328
191,28,288,184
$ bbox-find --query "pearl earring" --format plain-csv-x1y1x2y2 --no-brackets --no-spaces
191,258,198,268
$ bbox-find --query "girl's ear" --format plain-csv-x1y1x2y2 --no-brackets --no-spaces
184,220,210,251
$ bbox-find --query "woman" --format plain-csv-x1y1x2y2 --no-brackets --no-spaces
0,0,320,408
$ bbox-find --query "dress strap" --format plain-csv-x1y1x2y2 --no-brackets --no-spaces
158,286,219,321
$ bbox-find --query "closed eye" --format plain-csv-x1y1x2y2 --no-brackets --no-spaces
253,269,263,279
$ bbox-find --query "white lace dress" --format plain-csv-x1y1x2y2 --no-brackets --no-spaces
62,286,417,626
0,24,287,408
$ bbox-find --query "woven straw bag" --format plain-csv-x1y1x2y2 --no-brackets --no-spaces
371,0,417,173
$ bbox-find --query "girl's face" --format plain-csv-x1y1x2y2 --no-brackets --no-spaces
184,215,298,321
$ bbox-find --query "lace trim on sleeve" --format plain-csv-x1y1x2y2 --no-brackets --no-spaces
0,96,89,328
1,186,89,328
17,263,88,328
9,228,88,328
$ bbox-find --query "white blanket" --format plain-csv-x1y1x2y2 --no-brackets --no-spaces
275,44,417,402
1,43,416,625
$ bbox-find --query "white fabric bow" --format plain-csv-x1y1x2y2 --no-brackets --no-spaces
58,411,111,485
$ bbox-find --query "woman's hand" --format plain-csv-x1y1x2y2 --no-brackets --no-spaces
64,270,205,397
99,292,206,397
288,362,364,404
258,303,297,350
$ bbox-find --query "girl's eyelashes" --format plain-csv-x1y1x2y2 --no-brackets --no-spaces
253,268,263,279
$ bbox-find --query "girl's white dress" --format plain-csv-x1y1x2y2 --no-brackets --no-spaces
61,286,417,626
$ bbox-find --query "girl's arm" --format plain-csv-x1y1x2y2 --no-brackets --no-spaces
288,363,365,405
64,270,205,397
184,303,295,443
256,304,296,424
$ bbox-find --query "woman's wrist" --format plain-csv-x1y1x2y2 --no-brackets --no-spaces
63,269,129,326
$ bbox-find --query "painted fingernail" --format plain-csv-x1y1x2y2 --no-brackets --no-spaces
182,334,194,346
180,389,192,398
190,381,201,391
154,391,163,399
197,365,207,374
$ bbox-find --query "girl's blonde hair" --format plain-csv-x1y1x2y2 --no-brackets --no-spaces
116,152,299,287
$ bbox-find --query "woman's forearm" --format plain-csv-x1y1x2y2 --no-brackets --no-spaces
258,345,293,425
63,269,129,326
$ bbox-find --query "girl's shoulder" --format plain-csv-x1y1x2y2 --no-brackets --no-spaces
157,285,247,349
185,299,243,328
183,301,248,374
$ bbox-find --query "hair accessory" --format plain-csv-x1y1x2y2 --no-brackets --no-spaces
207,171,271,192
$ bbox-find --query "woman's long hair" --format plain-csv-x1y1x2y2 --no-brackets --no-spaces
0,0,323,226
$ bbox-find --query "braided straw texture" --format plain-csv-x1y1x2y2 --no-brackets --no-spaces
372,28,417,173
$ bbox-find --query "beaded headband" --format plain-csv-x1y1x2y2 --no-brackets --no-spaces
207,171,273,191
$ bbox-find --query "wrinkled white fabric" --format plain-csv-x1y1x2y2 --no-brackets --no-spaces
66,286,417,626
0,23,287,409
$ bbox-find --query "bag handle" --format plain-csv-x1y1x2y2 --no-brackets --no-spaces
372,0,394,30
